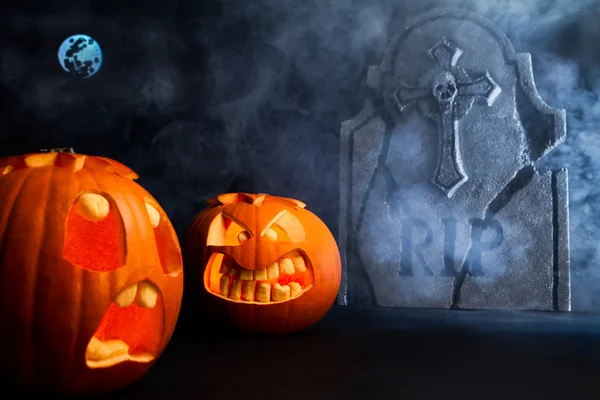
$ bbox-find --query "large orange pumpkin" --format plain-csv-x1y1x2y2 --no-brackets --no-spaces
0,150,183,395
183,192,341,334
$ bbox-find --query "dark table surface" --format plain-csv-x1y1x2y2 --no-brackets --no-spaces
84,306,600,399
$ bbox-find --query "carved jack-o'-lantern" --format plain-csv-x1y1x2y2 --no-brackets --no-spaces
184,192,341,334
0,150,183,396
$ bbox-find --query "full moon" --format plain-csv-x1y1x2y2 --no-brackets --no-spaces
57,34,103,79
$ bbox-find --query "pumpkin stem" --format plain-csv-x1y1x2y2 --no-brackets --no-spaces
40,147,75,153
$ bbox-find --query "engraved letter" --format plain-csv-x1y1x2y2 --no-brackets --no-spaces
398,218,434,277
441,217,457,277
463,218,503,277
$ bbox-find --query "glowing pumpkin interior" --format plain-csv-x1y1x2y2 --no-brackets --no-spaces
204,208,315,304
1,153,183,368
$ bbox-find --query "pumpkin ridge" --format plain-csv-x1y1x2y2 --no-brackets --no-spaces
66,164,97,390
63,168,120,390
100,172,129,319
65,247,85,391
0,168,36,383
112,177,147,269
0,168,34,256
97,172,132,270
28,167,55,388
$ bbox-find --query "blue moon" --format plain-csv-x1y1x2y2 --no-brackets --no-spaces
57,34,103,79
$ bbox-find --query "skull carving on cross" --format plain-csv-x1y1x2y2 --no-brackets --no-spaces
432,71,458,105
393,37,501,196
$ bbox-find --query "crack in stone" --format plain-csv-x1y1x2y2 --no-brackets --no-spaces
450,165,536,308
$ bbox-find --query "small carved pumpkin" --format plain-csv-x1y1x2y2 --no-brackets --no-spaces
183,192,341,334
0,151,183,395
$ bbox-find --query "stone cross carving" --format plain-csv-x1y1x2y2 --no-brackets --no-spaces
337,7,570,311
393,38,501,197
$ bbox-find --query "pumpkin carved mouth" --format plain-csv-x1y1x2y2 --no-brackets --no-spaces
205,250,314,304
85,280,164,368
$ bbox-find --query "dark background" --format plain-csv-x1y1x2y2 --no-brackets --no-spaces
3,1,600,398
2,0,600,311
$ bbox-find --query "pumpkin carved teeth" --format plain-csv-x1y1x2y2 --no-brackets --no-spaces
254,267,267,280
239,269,253,280
272,283,291,302
229,279,243,300
113,281,159,309
137,281,159,308
243,280,256,300
206,250,314,304
256,282,271,302
219,276,230,297
279,258,295,275
266,262,279,279
85,337,154,368
114,283,137,307
289,282,302,297
291,254,306,272
86,337,130,362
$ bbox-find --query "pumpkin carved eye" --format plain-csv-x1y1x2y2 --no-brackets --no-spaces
144,200,182,276
207,212,252,246
145,203,160,228
63,192,126,272
264,228,278,241
261,210,306,244
237,231,250,243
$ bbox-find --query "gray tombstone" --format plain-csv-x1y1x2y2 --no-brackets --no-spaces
337,7,570,310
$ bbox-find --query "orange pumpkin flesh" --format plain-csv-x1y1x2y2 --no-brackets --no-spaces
63,198,126,272
88,299,164,368
184,192,341,335
0,151,183,395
